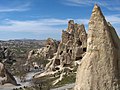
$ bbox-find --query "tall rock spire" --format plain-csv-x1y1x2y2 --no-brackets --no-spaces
90,4,105,21
74,4,120,90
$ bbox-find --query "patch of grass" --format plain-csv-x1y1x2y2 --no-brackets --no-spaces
54,73,76,88
31,75,57,90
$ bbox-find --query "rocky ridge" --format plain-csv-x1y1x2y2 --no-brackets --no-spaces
32,20,87,85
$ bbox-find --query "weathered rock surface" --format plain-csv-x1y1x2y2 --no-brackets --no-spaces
33,20,87,85
74,4,120,90
0,46,18,86
0,46,15,64
45,20,87,72
25,38,59,70
0,62,18,86
27,38,59,59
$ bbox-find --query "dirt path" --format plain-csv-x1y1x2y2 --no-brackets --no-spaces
0,71,40,90
0,71,75,90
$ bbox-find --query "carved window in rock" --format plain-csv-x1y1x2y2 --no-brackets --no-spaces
83,48,87,52
60,51,63,55
55,67,60,70
70,50,72,53
75,57,82,61
63,63,70,67
67,49,69,53
46,45,49,48
55,59,60,65
77,40,82,46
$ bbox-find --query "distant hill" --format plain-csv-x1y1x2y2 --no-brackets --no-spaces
0,39,46,48
0,39,46,60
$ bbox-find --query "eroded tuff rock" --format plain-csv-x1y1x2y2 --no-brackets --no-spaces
74,4,120,90
0,62,18,86
45,20,87,71
0,47,18,86
0,46,16,64
25,38,59,69
33,20,87,85
27,38,59,60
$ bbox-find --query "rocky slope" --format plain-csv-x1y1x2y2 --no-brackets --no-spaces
25,38,59,70
74,4,120,90
0,47,18,86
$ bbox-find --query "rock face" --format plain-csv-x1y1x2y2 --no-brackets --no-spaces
0,62,18,85
26,38,59,69
0,46,18,86
33,20,87,85
0,47,15,64
74,4,120,90
27,38,59,60
45,20,87,72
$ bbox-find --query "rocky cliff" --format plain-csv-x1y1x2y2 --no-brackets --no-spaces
74,4,120,90
45,20,87,72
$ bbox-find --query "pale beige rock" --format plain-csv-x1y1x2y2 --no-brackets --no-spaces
27,38,58,61
74,4,120,90
33,20,87,85
67,20,74,33
25,38,59,70
0,63,4,78
45,20,87,72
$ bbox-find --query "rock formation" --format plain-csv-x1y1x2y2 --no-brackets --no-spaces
0,62,18,85
45,20,87,71
33,20,87,85
25,38,59,70
0,46,15,64
0,46,18,86
74,4,120,90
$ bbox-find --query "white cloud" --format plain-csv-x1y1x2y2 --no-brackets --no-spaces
106,14,120,24
0,2,30,12
0,8,28,12
105,15,120,35
63,0,107,6
63,0,120,11
64,0,93,6
0,18,89,33
0,15,119,35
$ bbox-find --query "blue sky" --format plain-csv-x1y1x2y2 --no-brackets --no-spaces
0,0,120,40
